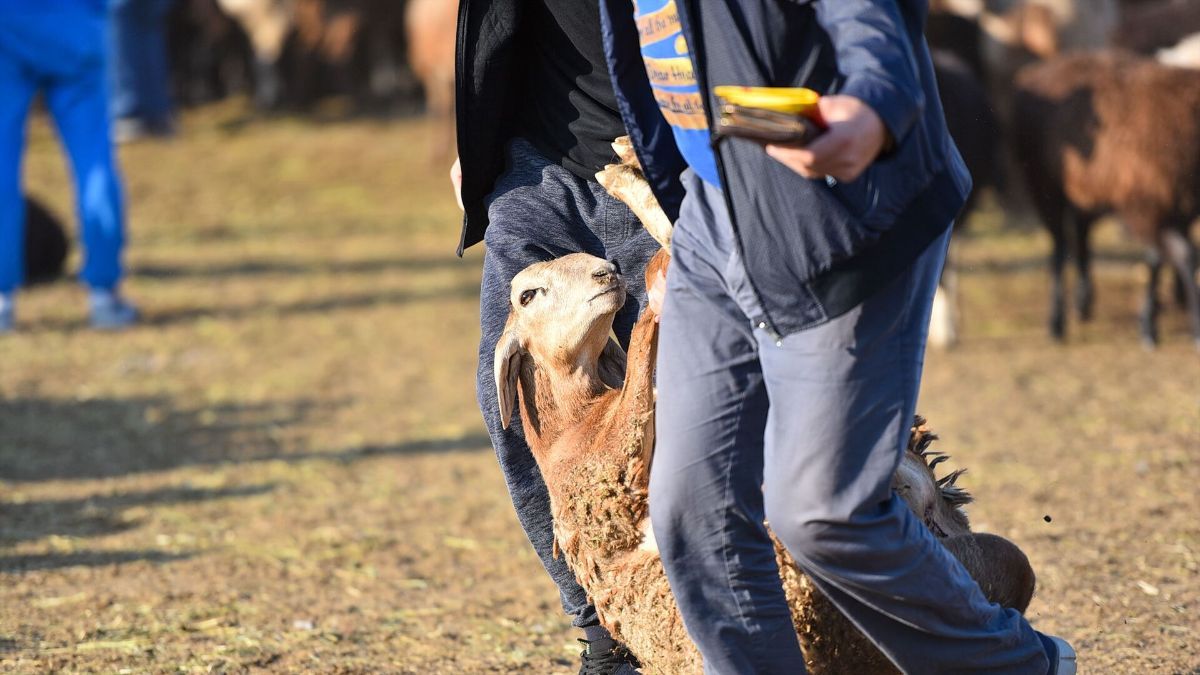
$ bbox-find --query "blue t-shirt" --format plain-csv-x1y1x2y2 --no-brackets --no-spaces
634,0,721,187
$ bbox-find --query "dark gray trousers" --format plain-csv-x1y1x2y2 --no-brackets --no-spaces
475,138,659,627
650,171,1049,673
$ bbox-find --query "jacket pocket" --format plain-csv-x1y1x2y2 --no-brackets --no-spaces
827,119,941,235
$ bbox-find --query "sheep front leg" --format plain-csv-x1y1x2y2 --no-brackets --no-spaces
595,140,673,251
1071,214,1095,322
1048,215,1069,341
1160,227,1200,350
1141,245,1162,349
614,250,669,477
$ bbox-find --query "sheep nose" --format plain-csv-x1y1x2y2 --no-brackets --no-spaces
592,262,617,281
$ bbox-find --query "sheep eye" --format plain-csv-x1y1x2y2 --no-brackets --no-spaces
519,289,538,306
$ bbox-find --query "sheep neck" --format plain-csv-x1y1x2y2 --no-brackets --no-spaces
542,309,660,561
516,354,608,461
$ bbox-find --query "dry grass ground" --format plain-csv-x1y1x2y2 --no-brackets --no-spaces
1,103,1197,673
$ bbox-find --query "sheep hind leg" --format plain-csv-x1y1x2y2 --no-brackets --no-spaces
1048,219,1069,341
1173,268,1189,309
1071,213,1095,322
1141,245,1162,350
1160,227,1200,350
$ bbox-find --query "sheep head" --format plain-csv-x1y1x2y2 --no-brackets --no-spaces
494,253,629,430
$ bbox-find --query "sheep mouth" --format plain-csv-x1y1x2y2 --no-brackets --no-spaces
588,284,624,303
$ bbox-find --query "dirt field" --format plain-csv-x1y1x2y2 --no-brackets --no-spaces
1,104,1197,674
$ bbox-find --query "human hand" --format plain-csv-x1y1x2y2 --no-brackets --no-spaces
647,266,666,322
450,156,464,211
764,95,889,183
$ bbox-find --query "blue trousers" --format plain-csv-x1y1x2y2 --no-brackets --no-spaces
650,171,1049,674
475,139,661,628
107,0,175,125
0,8,126,293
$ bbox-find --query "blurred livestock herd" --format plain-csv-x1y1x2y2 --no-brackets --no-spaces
170,0,457,151
922,0,1200,347
24,0,1200,348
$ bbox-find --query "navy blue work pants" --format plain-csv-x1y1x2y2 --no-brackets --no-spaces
650,171,1049,674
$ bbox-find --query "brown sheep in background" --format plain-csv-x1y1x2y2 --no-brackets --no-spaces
287,0,411,109
404,0,457,160
168,0,256,106
215,0,413,110
1114,0,1200,55
216,0,292,107
1012,51,1200,346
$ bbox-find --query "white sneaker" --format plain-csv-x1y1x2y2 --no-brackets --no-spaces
1044,634,1076,675
0,293,13,333
89,289,139,330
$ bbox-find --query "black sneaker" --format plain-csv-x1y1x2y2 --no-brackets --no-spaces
578,637,641,675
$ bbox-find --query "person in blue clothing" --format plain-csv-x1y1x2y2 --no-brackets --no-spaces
0,2,139,332
595,0,1079,672
108,0,177,142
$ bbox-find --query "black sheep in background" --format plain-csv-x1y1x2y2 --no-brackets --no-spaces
926,48,1003,347
23,196,69,286
934,48,1003,224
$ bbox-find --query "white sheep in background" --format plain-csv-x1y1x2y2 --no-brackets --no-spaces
1158,33,1200,69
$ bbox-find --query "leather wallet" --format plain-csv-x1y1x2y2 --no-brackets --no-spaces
712,102,823,146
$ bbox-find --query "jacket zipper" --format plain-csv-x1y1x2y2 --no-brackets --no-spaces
453,0,472,256
681,0,786,346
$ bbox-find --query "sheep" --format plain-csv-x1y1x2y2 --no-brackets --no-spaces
1012,51,1200,347
23,196,68,286
1157,32,1200,69
404,0,457,160
216,0,291,108
495,252,1036,674
493,144,1038,674
167,0,255,106
1114,0,1200,56
215,0,411,110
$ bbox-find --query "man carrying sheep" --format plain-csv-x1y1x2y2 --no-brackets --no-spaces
451,0,663,671
592,0,1080,672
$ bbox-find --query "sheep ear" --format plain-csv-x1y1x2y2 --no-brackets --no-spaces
598,337,627,389
494,323,525,430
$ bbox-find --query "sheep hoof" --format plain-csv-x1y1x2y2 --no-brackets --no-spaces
1049,325,1066,343
611,135,639,168
1074,285,1094,322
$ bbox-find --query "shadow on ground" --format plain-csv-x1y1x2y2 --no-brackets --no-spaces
0,484,278,547
142,283,481,327
0,550,194,573
132,255,466,280
18,282,481,332
0,396,490,482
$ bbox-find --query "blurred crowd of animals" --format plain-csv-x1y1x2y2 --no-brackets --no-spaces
925,0,1200,348
167,0,457,145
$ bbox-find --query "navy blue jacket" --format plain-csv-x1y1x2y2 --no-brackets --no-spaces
456,0,971,337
